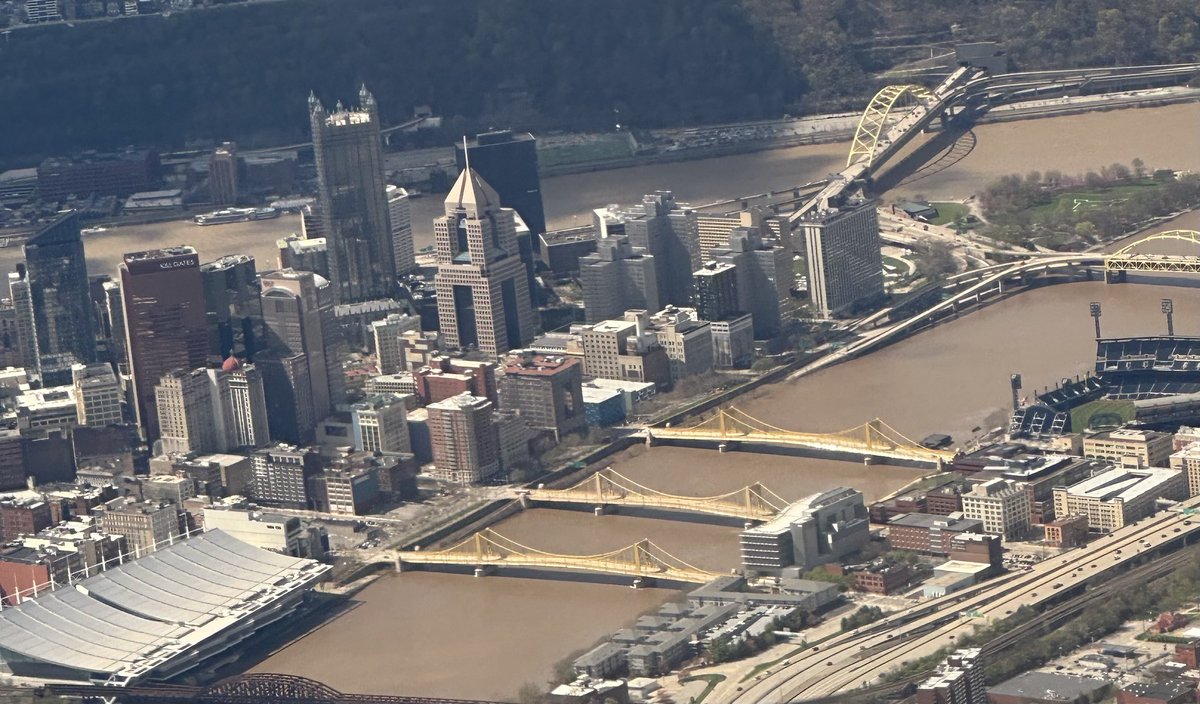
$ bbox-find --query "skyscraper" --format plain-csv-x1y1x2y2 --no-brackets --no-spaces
7,267,38,372
155,368,219,455
433,167,537,357
209,142,239,205
120,247,209,440
386,185,416,276
200,254,262,359
308,86,395,303
454,130,547,240
23,212,97,365
260,269,342,424
102,280,126,369
799,197,884,319
216,357,270,449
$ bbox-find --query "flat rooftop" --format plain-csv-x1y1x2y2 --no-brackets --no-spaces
1062,467,1182,502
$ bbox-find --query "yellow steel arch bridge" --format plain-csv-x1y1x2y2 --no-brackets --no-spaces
524,468,787,521
1106,230,1200,273
647,407,957,465
846,84,936,167
394,529,721,584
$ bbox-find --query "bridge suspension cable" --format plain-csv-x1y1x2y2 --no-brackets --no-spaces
526,468,787,520
650,407,956,464
395,529,721,584
847,84,936,167
1105,230,1200,273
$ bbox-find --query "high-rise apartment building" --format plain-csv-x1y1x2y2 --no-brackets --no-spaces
916,649,986,704
500,352,586,440
386,185,416,275
692,260,739,323
23,212,97,365
427,392,500,485
433,168,536,357
200,254,262,359
350,394,411,455
454,130,547,240
120,247,208,440
308,86,395,303
709,227,792,338
799,198,884,318
578,237,659,324
71,363,123,427
209,142,239,205
260,269,342,423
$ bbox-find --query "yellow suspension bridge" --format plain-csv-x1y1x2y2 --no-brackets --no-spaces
523,468,787,521
394,529,722,584
646,408,957,465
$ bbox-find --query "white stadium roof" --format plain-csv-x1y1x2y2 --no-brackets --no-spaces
0,529,329,685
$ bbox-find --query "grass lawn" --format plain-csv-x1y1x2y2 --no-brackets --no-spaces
680,674,726,703
930,202,969,226
1026,180,1164,219
1070,398,1136,431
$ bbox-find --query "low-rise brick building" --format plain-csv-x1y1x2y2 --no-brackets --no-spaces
887,513,985,555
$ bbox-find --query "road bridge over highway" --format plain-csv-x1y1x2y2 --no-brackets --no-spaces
715,498,1200,704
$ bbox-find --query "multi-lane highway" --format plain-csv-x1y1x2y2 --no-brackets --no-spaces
714,499,1200,704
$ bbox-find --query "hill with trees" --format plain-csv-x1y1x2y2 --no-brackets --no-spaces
0,0,1197,164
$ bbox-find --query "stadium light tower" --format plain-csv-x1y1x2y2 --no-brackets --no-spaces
1162,298,1175,337
1090,301,1102,339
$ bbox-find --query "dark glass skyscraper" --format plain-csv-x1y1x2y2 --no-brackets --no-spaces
22,212,97,364
120,247,209,440
308,85,395,303
454,130,546,241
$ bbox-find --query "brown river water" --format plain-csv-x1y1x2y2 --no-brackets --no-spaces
33,102,1197,698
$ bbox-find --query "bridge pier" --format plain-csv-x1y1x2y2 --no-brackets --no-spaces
594,505,615,516
518,494,531,509
395,557,405,573
644,431,654,448
474,565,497,578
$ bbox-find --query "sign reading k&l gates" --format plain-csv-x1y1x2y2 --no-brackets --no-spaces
124,251,199,275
